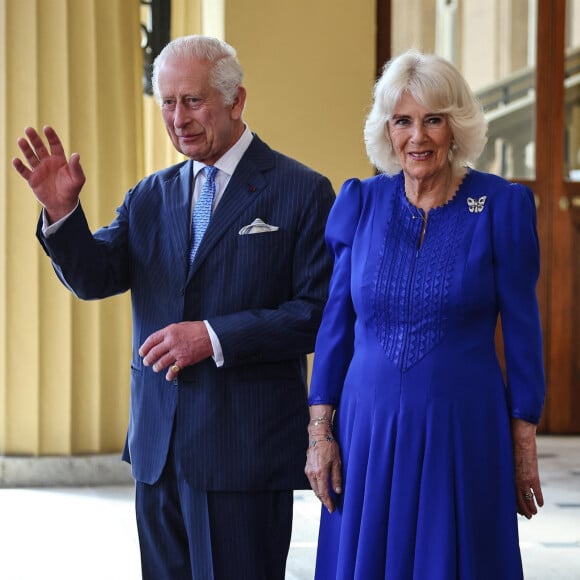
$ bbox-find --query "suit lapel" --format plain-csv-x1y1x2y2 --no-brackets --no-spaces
164,160,194,280
186,136,274,279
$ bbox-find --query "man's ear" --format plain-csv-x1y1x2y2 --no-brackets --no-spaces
231,85,247,120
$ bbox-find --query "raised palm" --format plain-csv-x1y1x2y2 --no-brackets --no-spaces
12,126,86,222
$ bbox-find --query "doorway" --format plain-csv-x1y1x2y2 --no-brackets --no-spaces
379,0,580,433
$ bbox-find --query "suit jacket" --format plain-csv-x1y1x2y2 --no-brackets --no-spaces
37,134,335,489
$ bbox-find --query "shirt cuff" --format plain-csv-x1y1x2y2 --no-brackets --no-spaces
42,201,80,237
203,320,224,367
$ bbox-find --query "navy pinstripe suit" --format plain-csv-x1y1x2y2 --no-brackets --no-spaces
36,134,335,494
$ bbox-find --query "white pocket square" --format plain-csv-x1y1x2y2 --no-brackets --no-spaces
238,218,280,235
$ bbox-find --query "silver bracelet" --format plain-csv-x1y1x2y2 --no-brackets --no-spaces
309,435,335,447
309,415,333,427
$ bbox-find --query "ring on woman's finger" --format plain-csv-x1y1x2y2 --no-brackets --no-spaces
523,491,534,501
170,363,181,374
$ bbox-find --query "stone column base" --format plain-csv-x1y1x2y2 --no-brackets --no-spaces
0,455,133,487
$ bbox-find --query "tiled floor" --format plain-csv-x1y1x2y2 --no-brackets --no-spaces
518,436,580,580
0,435,578,579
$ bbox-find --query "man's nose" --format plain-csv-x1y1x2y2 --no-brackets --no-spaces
174,101,190,128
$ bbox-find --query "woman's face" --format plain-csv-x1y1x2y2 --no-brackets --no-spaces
387,93,453,182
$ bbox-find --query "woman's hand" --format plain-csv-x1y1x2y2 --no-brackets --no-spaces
305,405,342,513
512,417,544,519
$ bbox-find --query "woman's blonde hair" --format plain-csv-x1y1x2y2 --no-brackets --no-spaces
364,49,488,175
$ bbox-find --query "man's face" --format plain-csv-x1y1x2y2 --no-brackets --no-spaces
157,55,245,164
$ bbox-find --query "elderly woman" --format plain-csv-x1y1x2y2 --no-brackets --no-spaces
305,50,545,579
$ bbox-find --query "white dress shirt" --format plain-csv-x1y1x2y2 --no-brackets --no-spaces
191,126,254,366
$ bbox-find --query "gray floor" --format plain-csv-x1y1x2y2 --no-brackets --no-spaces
0,435,578,579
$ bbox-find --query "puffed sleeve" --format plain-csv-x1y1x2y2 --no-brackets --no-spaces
308,178,363,406
493,183,546,423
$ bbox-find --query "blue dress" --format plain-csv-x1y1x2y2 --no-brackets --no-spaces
308,169,545,580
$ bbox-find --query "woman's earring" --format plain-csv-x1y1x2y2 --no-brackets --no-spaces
448,140,458,162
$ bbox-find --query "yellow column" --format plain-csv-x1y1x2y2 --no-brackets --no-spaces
224,0,375,191
0,0,141,456
0,0,377,463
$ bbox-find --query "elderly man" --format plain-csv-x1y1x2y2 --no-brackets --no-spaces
13,35,335,580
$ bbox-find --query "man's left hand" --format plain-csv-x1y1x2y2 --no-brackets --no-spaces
139,321,214,380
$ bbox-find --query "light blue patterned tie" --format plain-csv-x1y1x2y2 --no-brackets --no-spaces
189,165,218,266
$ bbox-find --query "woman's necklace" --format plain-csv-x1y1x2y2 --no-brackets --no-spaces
406,203,428,246
406,202,428,225
404,170,456,247
407,203,427,249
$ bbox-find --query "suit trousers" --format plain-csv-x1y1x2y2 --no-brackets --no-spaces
135,445,294,580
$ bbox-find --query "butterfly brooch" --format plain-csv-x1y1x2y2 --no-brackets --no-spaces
467,196,487,213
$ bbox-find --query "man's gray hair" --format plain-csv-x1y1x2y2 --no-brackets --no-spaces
152,35,244,106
